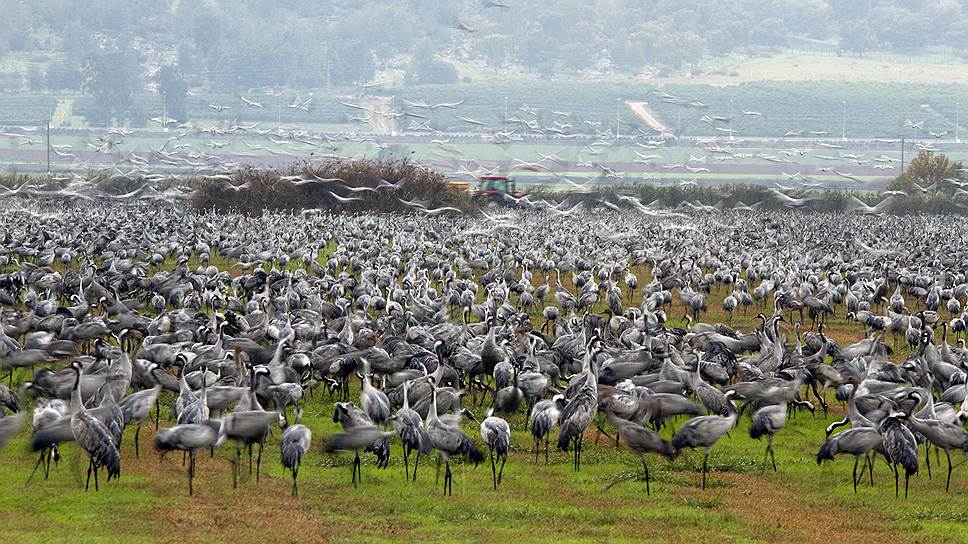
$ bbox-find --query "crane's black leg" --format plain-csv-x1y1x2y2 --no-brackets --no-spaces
545,436,549,463
292,465,298,497
769,439,777,473
852,456,860,494
403,445,410,481
945,449,953,493
534,436,539,463
352,452,360,488
642,457,651,495
867,453,875,486
445,461,452,496
489,447,497,490
85,459,93,491
93,462,99,492
904,472,910,499
134,423,141,459
893,463,899,498
27,452,45,484
498,454,506,485
412,451,420,482
247,443,253,475
256,441,264,483
925,444,932,480
155,398,160,430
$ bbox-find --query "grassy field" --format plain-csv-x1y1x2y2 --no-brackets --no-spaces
660,51,968,86
0,254,966,543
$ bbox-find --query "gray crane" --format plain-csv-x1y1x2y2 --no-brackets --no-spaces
222,408,281,487
0,382,19,413
154,420,225,495
749,403,789,472
119,384,161,458
529,395,564,463
905,392,968,492
879,411,919,498
359,358,390,425
480,408,510,490
604,410,675,495
177,365,211,425
392,380,431,482
280,408,311,496
324,424,394,487
69,361,121,491
817,426,883,493
0,412,24,451
672,391,737,489
426,377,483,495
557,343,603,471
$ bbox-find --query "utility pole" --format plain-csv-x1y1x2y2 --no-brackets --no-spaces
46,103,51,177
616,98,621,139
900,137,905,172
841,100,846,141
957,101,961,143
503,96,508,133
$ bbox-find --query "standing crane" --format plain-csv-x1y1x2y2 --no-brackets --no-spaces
280,408,311,496
392,380,431,482
480,408,510,490
749,403,788,472
558,341,603,471
69,361,121,491
880,411,919,498
154,421,225,495
672,390,737,489
426,377,483,495
529,395,564,463
604,410,675,495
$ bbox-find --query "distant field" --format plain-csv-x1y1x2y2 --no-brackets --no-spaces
659,51,968,86
3,75,968,140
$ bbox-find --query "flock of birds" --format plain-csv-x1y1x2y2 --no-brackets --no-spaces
0,201,968,502
0,200,965,503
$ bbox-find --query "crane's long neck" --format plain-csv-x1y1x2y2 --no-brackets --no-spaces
70,365,83,414
402,381,410,410
201,368,208,402
429,387,438,422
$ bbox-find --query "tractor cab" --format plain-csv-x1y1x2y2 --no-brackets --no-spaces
472,175,526,205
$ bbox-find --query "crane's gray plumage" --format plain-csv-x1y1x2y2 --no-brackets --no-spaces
280,408,311,496
879,412,919,498
69,362,120,491
480,408,510,490
672,392,737,489
154,420,225,495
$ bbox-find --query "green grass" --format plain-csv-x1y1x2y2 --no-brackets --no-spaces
4,382,964,543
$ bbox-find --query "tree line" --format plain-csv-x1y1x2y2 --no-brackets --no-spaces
1,1,967,125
